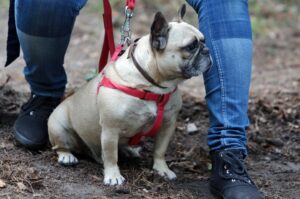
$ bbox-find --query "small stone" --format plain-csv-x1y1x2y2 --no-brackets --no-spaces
143,188,149,193
0,179,6,188
186,123,198,135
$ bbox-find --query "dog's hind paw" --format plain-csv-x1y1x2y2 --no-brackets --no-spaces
57,151,79,166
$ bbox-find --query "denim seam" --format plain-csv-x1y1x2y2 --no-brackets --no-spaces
205,86,219,96
212,44,227,125
203,0,223,147
203,0,228,147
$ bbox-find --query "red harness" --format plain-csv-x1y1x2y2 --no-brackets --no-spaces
97,76,175,145
98,0,174,145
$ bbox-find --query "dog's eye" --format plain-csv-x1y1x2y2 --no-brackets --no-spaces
184,39,198,52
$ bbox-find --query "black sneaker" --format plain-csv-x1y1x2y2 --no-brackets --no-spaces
209,150,264,199
14,93,61,149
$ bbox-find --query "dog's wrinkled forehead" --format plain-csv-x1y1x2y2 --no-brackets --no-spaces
167,22,204,47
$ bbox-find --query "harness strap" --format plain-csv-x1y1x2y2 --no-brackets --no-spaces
128,94,170,145
97,76,174,145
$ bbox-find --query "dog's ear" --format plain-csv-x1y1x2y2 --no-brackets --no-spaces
150,12,169,51
173,4,186,22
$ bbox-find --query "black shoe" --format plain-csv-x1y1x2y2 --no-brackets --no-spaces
209,150,264,199
14,93,61,149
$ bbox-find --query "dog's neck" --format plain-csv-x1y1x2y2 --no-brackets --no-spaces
104,36,181,94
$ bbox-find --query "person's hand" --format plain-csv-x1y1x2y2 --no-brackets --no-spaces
185,0,200,12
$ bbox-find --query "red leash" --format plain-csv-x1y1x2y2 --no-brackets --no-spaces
98,0,115,72
99,0,135,72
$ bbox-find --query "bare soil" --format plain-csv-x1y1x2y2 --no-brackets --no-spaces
0,1,299,198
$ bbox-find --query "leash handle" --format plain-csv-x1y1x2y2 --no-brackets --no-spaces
5,0,20,67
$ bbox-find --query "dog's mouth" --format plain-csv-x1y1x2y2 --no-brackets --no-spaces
198,55,212,73
181,54,212,79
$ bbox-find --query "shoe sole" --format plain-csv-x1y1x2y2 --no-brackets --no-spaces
210,186,227,199
210,184,264,199
14,128,46,150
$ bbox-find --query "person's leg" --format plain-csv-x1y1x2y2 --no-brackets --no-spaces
198,0,252,155
16,0,87,97
186,0,262,198
14,0,87,149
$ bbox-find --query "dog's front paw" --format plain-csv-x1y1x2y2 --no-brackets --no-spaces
104,167,125,186
153,159,177,180
57,151,79,166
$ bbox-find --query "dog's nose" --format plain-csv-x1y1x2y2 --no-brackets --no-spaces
202,47,209,55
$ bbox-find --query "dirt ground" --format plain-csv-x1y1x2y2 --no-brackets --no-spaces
0,1,299,198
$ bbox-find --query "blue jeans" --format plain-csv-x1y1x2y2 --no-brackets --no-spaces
15,0,87,97
16,0,252,154
187,0,252,154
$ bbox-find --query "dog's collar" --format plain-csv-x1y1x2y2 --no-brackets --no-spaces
127,41,167,89
97,75,176,145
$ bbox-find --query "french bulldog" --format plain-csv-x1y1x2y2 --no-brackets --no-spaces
48,4,211,186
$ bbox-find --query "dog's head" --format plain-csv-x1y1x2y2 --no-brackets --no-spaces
150,4,212,80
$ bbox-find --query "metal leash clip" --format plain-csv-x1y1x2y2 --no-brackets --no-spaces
120,6,134,46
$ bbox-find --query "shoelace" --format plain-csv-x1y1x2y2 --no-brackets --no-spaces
219,151,253,184
21,94,60,117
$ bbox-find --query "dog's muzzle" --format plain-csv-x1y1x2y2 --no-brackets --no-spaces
200,54,213,73
181,47,212,78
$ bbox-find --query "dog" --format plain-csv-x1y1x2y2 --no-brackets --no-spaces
48,4,211,186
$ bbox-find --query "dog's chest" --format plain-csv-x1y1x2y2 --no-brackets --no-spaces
128,101,157,125
144,101,157,117
124,99,175,134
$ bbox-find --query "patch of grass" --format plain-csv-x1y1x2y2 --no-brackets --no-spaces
249,0,299,37
0,1,9,8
